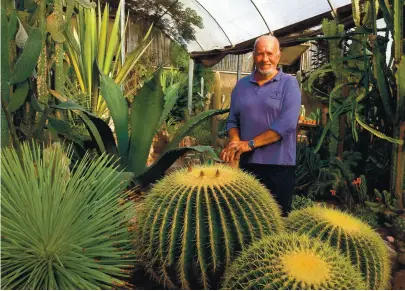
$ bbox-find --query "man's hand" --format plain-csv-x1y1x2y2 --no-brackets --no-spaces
220,140,252,163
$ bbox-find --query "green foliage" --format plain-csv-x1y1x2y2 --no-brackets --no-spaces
129,71,165,175
222,233,365,290
393,214,405,240
98,68,129,157
170,42,189,70
8,81,29,113
9,27,43,85
1,142,134,289
126,0,203,44
57,69,228,185
165,63,215,121
136,165,285,289
188,119,212,145
192,129,212,146
352,205,380,228
291,195,315,211
1,7,11,147
65,1,153,116
288,206,391,289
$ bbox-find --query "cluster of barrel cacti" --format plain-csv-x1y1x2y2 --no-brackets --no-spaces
135,164,391,290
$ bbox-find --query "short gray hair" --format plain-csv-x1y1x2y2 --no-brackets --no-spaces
253,35,280,53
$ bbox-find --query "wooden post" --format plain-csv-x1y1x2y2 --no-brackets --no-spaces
188,57,194,115
211,71,221,147
237,54,242,80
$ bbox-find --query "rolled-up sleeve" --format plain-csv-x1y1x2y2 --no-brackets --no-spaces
226,90,239,131
269,78,301,137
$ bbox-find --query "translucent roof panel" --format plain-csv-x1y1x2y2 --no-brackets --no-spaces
161,0,352,52
256,0,331,32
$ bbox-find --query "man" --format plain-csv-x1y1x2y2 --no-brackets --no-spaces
220,35,301,216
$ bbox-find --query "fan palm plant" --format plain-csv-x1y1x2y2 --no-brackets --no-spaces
1,142,135,289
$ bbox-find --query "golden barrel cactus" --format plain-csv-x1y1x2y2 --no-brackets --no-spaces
135,165,284,289
222,233,366,290
287,206,391,289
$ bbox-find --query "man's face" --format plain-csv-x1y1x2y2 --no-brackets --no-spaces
254,39,281,77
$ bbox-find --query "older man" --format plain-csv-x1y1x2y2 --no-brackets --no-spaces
220,35,301,216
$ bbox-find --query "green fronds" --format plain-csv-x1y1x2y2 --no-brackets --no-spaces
222,233,366,290
287,206,391,289
1,143,135,289
135,165,284,289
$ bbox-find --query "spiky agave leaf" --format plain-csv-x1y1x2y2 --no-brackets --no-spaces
1,142,135,289
135,165,284,289
287,206,391,289
222,233,366,290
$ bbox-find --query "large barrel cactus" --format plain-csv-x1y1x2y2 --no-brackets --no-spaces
222,233,366,290
287,206,391,289
136,164,284,289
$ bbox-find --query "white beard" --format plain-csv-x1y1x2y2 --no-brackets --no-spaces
258,67,275,77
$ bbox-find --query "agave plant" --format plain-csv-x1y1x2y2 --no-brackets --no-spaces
51,68,228,185
1,142,135,289
64,0,153,116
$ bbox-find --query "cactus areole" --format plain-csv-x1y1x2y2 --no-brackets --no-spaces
136,165,284,289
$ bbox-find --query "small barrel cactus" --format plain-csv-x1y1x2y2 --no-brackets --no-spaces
222,233,366,290
287,206,391,289
136,165,284,289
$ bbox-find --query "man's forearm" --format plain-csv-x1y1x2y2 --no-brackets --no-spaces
253,129,281,148
228,128,241,142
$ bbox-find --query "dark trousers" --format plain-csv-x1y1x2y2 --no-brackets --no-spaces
240,163,295,216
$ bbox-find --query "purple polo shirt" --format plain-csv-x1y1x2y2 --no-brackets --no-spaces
226,69,301,166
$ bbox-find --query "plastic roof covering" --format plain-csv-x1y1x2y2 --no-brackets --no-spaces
161,0,352,53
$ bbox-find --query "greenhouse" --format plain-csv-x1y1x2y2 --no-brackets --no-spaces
1,0,405,289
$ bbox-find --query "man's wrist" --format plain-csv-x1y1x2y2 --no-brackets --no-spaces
248,139,255,150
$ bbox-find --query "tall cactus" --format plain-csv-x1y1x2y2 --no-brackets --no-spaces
37,0,48,108
135,165,284,289
391,0,405,201
287,206,391,289
53,0,65,94
373,0,405,205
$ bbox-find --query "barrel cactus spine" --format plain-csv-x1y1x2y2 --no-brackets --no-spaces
222,233,366,290
136,164,284,289
287,206,391,289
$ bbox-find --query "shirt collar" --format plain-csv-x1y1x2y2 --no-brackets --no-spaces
249,67,283,84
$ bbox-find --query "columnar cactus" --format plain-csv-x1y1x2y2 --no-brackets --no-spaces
287,206,391,289
136,165,284,289
222,233,366,290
